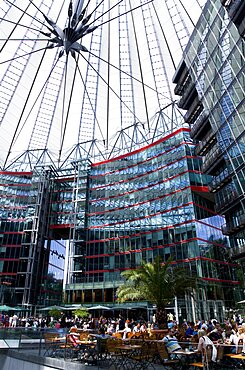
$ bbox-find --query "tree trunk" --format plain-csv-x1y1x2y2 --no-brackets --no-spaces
156,307,168,329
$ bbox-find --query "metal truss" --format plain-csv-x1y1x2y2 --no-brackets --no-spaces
0,0,207,171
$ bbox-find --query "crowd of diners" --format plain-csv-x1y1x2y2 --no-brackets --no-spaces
2,311,245,356
67,314,245,356
63,314,245,367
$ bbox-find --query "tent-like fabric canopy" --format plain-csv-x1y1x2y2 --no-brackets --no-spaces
0,305,17,311
87,305,112,310
39,305,65,311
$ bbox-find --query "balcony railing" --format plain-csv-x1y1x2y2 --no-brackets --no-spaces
215,189,239,213
184,97,203,124
208,167,233,192
222,215,245,235
230,243,245,260
177,82,197,110
195,131,216,156
174,73,191,96
202,144,223,174
190,111,210,140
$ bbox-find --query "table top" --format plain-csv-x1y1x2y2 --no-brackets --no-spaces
115,345,142,350
174,350,199,356
224,353,245,359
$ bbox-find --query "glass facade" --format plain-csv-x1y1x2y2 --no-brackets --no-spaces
173,0,245,290
0,129,241,319
64,128,239,321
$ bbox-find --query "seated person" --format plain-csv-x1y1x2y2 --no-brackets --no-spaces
197,329,217,362
69,325,80,337
185,322,195,338
89,327,111,340
118,322,131,340
207,322,223,342
140,322,148,333
162,329,182,355
133,323,141,333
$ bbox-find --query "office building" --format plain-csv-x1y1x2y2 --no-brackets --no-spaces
173,0,245,276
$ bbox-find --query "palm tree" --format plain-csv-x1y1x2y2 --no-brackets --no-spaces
116,256,197,328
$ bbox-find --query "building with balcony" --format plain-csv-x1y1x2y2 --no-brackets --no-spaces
173,0,245,266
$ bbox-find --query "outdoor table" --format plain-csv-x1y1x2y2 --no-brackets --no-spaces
78,340,97,363
45,336,66,358
224,352,245,368
173,349,199,369
115,344,142,369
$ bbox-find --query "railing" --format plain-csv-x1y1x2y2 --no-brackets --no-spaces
208,167,232,192
0,327,69,355
177,82,197,110
173,69,190,96
195,131,216,156
221,214,245,235
215,189,239,213
190,111,209,140
184,97,203,124
202,145,222,174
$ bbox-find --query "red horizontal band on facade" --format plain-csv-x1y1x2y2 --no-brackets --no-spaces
193,202,225,217
90,141,196,178
87,186,209,216
87,202,218,231
0,273,17,276
0,171,32,176
85,252,237,268
201,277,240,285
89,171,204,204
90,158,200,192
1,245,22,248
85,261,239,284
92,127,191,167
49,224,73,229
1,195,29,199
0,183,32,187
0,258,19,261
85,237,229,256
86,230,225,246
87,195,193,216
2,231,25,234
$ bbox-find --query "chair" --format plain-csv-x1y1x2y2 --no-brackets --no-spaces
130,341,156,369
155,342,182,369
213,345,224,369
60,334,82,360
43,332,59,357
84,337,108,368
104,338,123,368
113,332,123,339
237,339,243,354
189,344,215,369
79,331,89,341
